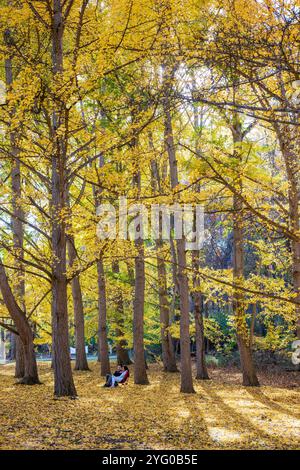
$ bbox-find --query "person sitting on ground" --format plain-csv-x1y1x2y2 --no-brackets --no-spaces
117,366,130,385
104,365,127,387
109,366,130,388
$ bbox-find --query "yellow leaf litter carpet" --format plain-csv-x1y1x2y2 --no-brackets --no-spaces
0,362,299,450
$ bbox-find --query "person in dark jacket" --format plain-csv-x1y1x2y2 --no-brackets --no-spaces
104,365,129,387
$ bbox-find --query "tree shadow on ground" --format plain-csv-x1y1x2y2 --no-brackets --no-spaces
245,387,300,420
199,382,286,448
153,370,215,449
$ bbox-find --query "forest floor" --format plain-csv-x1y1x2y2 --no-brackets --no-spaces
0,361,299,450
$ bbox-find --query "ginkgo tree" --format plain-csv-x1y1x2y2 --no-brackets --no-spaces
0,0,299,398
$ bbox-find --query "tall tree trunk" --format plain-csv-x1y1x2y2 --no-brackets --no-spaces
250,302,257,348
232,118,259,387
11,157,26,379
191,77,209,380
4,38,35,382
11,154,26,379
133,237,149,384
67,236,89,371
131,129,148,384
163,67,195,393
112,261,132,365
0,262,40,384
192,251,209,380
149,150,177,372
15,336,25,378
277,127,300,340
156,242,178,372
93,154,111,375
9,332,16,361
150,146,177,372
176,239,195,393
97,258,111,376
292,238,300,340
51,0,76,397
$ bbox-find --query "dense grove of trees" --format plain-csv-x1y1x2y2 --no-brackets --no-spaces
0,0,299,396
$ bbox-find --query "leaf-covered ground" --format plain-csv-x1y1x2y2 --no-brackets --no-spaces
0,361,299,450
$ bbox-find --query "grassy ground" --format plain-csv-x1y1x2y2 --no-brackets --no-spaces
0,361,299,450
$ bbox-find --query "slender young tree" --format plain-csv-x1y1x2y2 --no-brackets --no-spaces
191,89,209,380
96,256,111,376
3,26,38,382
231,110,259,386
112,261,132,365
93,155,111,376
66,188,89,371
5,53,25,379
150,153,177,372
163,65,195,393
192,250,209,380
156,241,178,372
67,234,89,371
133,168,149,385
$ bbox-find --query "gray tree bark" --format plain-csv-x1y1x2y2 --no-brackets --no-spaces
276,126,300,339
133,237,149,384
67,235,89,371
156,242,178,372
51,0,76,397
15,336,25,378
149,150,177,372
191,78,209,380
192,250,209,380
4,35,33,382
231,116,259,386
0,262,40,384
112,261,132,365
92,155,111,375
163,66,195,393
97,258,111,376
